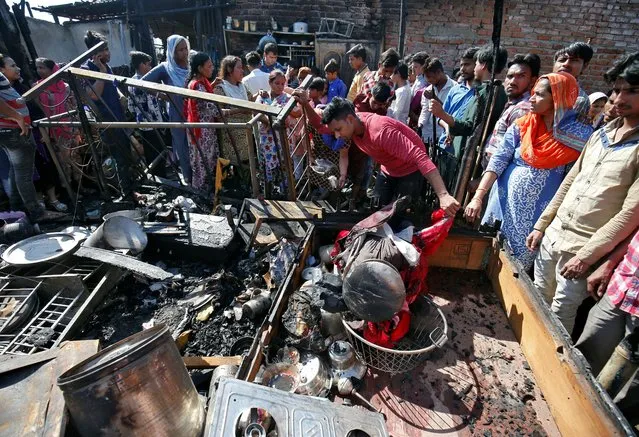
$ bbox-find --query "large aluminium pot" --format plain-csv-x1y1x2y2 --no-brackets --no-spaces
57,325,204,437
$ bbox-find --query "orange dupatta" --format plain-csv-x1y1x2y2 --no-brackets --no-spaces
517,72,581,169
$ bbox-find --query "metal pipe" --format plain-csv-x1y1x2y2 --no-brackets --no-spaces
245,127,260,197
22,42,107,101
273,75,313,128
67,67,280,116
34,121,250,129
67,75,108,197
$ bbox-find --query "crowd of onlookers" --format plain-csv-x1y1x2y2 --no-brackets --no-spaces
0,28,637,419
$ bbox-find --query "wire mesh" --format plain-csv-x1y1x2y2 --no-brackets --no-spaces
342,295,448,375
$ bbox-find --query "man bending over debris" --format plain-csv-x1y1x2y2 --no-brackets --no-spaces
295,94,460,216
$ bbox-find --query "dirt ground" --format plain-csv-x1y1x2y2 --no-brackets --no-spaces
357,267,560,437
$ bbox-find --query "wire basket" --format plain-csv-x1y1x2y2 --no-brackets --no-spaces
341,295,448,375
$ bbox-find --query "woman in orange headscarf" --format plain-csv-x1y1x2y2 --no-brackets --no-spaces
463,72,594,270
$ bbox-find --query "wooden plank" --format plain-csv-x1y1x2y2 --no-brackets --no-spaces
43,340,100,437
183,355,242,368
73,247,173,280
67,67,281,116
488,243,633,436
429,233,492,270
22,42,106,101
246,199,325,221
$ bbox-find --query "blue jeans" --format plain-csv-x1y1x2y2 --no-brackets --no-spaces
0,129,44,219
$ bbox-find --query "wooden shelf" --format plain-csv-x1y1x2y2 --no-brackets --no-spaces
224,29,314,37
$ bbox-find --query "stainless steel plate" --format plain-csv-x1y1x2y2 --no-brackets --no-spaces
1,233,79,266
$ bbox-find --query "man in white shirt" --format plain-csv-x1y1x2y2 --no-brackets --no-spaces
242,51,270,95
387,63,411,124
418,58,457,144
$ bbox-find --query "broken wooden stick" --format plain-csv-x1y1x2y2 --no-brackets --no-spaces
182,355,243,369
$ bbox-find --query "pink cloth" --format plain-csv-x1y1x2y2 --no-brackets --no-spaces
36,64,73,139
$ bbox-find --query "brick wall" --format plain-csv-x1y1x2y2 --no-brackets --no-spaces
225,0,638,92
386,0,639,93
226,0,383,41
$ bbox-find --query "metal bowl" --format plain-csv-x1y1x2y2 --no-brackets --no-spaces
342,259,406,322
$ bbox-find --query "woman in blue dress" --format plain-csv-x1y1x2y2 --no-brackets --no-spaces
464,72,594,270
142,35,191,183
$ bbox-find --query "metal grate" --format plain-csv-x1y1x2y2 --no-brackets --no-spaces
0,281,41,334
1,287,83,355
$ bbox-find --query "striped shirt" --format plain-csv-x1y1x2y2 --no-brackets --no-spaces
608,229,639,316
0,72,30,129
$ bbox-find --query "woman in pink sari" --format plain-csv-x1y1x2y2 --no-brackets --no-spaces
35,58,82,186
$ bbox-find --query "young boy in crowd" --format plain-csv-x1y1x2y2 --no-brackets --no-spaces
325,59,347,102
243,51,270,95
387,63,411,124
346,44,369,102
527,52,639,335
260,43,284,73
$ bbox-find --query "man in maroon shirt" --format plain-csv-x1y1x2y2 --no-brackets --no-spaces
297,94,460,216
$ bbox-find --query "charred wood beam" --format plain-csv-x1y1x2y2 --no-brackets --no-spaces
12,2,37,61
0,0,33,83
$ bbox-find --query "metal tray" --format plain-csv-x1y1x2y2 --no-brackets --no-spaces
207,377,389,437
2,233,78,266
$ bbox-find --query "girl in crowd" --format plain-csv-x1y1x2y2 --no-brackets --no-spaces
464,72,594,270
0,55,67,213
142,35,191,183
184,52,222,194
255,70,302,191
35,57,82,188
213,56,252,164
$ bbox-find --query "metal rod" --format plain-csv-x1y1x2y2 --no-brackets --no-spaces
278,124,297,200
273,75,312,128
22,42,107,101
245,127,260,197
67,67,281,116
36,109,77,123
67,75,108,196
34,121,250,129
38,126,76,205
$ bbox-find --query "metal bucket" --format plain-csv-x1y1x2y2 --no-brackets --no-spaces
57,325,204,437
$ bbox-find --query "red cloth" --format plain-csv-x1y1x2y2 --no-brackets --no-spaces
607,229,639,316
185,78,215,142
404,209,453,302
364,307,411,348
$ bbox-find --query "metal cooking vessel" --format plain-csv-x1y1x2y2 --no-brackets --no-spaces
103,215,148,254
342,259,406,322
57,325,204,437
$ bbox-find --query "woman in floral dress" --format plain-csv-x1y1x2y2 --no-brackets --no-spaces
255,70,302,193
185,52,222,194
